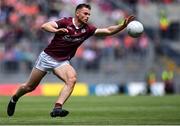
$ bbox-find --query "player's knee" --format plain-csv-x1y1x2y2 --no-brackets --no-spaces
66,76,77,87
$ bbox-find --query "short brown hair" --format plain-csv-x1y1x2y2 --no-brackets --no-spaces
75,3,91,12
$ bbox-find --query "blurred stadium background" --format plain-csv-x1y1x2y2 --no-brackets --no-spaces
0,0,180,96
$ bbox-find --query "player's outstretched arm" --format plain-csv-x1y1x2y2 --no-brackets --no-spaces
41,21,68,34
94,15,135,36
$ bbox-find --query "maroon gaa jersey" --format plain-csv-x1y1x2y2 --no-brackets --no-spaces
44,17,97,61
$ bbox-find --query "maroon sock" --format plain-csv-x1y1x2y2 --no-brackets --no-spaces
54,103,62,108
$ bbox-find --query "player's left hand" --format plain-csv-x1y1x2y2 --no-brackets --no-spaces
123,15,135,27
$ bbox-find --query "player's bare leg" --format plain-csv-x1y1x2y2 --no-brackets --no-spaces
50,64,77,117
7,68,47,116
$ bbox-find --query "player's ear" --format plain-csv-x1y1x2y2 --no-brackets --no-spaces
75,10,79,16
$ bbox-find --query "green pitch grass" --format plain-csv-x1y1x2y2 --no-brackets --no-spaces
0,95,180,125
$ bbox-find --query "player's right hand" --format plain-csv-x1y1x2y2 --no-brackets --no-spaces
57,28,69,34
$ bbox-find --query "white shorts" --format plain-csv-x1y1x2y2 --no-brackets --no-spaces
34,51,70,72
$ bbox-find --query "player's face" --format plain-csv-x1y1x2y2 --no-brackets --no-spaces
76,7,91,24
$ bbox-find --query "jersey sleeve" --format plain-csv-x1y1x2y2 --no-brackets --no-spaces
55,17,67,28
88,24,97,36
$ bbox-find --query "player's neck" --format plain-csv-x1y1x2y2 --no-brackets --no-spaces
73,18,84,29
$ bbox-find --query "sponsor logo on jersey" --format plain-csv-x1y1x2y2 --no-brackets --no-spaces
63,35,85,42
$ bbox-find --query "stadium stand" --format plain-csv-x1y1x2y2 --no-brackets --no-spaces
0,0,180,94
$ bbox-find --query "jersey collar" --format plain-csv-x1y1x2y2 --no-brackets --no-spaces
72,18,84,29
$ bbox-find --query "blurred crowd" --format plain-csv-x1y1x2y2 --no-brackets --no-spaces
0,0,149,73
0,0,179,73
